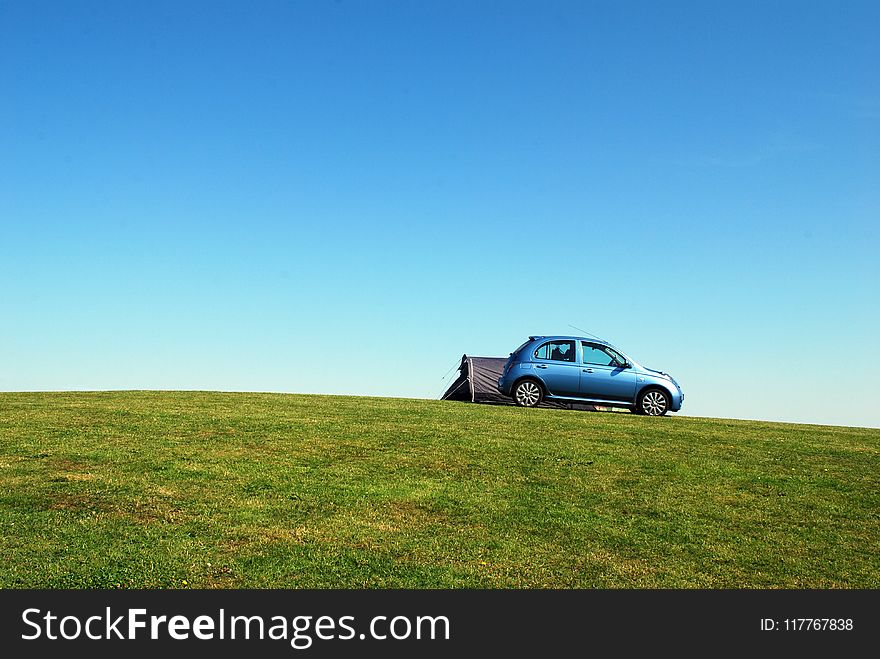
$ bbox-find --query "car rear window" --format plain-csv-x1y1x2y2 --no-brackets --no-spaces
534,340,576,362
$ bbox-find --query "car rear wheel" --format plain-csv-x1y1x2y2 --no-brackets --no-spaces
513,380,542,407
638,388,670,416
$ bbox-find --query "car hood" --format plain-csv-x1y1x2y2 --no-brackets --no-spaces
632,363,675,381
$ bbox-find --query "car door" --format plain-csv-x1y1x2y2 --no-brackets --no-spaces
533,339,580,396
578,342,637,402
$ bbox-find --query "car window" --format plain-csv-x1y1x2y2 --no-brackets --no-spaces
581,342,617,366
535,340,575,362
606,347,626,366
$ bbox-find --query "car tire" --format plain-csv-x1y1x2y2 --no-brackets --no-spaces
513,380,543,407
637,388,670,416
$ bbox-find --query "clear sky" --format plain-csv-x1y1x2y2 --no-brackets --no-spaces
2,1,878,428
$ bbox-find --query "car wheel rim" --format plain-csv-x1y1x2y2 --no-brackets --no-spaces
642,391,667,415
516,383,540,406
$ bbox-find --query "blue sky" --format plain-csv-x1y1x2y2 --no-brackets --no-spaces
1,1,877,427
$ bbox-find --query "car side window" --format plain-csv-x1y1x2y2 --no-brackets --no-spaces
582,342,616,366
535,340,575,362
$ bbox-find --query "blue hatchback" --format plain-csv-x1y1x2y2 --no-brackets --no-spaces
497,336,683,416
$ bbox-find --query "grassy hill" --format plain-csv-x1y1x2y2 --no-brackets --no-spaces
0,391,877,588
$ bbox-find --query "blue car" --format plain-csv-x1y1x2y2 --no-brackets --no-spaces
497,336,683,416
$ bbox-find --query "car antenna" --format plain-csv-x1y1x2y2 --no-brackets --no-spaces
568,324,610,343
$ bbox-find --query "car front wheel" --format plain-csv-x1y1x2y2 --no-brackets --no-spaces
513,380,542,407
638,388,670,416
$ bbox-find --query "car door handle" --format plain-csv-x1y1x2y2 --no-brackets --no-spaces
536,364,547,369
582,368,593,373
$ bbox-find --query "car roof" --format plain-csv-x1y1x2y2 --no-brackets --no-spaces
528,335,614,347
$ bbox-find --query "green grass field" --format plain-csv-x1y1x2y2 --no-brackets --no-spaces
0,391,877,588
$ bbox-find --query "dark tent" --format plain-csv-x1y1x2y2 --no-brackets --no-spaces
441,354,598,411
441,355,510,404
